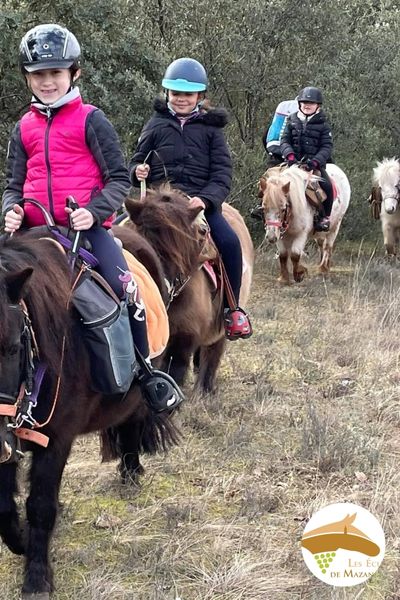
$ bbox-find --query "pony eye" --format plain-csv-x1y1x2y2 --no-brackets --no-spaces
7,343,20,356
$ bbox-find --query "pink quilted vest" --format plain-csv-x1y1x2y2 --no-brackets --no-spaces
20,96,113,228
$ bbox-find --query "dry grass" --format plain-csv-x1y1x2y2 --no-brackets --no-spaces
1,241,400,599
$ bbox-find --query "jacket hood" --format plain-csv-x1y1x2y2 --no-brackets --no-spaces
153,96,229,128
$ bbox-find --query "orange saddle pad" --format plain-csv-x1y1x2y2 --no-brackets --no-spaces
122,249,169,359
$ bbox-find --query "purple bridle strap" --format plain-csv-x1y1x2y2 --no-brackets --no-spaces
29,362,47,408
51,230,99,267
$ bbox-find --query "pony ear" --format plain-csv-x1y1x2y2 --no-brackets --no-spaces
4,268,33,304
259,177,267,193
125,198,145,223
188,206,204,222
282,182,291,195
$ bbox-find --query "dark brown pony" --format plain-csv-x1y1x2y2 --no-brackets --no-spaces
120,185,254,393
0,229,178,599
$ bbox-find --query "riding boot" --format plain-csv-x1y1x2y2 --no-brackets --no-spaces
126,303,184,413
315,171,333,232
224,307,253,340
314,215,330,232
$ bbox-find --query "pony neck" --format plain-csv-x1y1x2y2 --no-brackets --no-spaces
285,167,311,216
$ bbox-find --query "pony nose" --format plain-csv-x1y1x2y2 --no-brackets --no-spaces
386,205,395,214
266,228,278,243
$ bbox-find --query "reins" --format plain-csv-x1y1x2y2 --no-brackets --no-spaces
140,150,168,201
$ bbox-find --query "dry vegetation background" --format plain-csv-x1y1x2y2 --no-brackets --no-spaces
1,241,400,599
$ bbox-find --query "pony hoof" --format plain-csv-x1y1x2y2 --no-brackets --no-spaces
277,276,290,285
21,594,50,600
119,463,144,486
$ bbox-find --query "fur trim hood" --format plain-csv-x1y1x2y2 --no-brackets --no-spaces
153,96,229,128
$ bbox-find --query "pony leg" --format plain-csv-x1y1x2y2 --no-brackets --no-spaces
278,253,290,283
116,421,145,484
383,223,397,256
22,440,72,597
100,423,145,485
163,333,196,386
196,337,226,394
291,253,308,282
193,348,200,373
317,237,331,273
0,461,26,555
318,232,337,273
316,238,324,263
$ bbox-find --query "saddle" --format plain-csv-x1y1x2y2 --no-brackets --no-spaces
122,249,169,358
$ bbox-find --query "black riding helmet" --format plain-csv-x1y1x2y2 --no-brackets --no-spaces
297,87,323,104
19,24,81,74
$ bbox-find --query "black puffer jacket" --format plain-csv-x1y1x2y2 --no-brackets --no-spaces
280,110,333,167
129,97,232,211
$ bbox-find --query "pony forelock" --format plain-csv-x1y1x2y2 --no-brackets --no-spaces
262,166,318,214
373,157,400,187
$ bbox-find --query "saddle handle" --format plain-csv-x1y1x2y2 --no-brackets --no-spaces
66,196,81,270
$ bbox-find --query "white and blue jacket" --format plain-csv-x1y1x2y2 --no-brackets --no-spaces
263,99,299,154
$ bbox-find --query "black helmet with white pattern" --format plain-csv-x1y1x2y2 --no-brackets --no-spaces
20,24,81,74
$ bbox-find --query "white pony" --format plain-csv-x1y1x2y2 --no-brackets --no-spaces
372,158,400,256
259,164,351,282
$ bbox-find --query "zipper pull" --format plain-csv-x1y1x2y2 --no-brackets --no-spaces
46,106,52,120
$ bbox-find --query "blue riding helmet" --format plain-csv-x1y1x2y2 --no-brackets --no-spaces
162,58,208,92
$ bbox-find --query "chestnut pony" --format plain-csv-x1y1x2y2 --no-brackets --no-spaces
121,185,254,393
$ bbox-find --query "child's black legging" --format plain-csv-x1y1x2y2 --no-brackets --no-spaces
84,226,150,359
319,167,334,217
205,208,243,306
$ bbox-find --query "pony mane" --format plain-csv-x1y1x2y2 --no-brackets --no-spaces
263,167,316,215
262,175,288,210
285,167,320,212
0,236,72,373
373,157,400,186
126,184,205,278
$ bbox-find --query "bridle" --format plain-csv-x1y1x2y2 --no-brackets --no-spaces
380,182,400,206
0,300,39,415
164,208,212,308
264,199,291,237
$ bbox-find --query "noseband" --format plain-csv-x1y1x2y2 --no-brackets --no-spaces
380,180,400,205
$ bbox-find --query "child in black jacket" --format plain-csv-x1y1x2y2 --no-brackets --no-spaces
129,58,252,340
281,86,334,231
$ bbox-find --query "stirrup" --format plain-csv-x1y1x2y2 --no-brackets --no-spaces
314,217,330,232
139,369,185,413
224,307,253,341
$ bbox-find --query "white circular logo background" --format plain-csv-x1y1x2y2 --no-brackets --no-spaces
301,502,385,587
